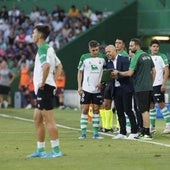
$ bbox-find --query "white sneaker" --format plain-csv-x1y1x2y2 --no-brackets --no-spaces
150,126,156,134
163,126,170,134
25,104,32,109
126,126,131,134
112,134,127,139
3,100,8,108
127,133,138,140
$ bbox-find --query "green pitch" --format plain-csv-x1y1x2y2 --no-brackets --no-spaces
0,108,170,170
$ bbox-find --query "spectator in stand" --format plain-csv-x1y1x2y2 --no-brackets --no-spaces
0,36,7,51
82,5,92,19
82,16,91,29
67,29,76,41
50,16,63,32
16,10,27,26
39,9,48,23
0,6,9,22
61,23,72,39
5,44,16,60
0,59,16,108
51,5,62,17
55,68,66,109
29,6,40,22
8,5,20,25
58,9,66,23
14,28,31,46
68,5,80,18
90,11,99,26
6,28,15,46
0,19,9,32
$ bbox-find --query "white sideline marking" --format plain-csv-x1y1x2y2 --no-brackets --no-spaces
0,113,170,147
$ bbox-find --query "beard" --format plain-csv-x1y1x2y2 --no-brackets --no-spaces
131,49,137,53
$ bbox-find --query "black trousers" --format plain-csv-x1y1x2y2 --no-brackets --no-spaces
114,87,137,135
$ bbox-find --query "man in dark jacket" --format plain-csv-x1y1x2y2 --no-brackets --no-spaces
105,45,138,139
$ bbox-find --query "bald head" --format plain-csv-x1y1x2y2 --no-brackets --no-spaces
105,45,117,60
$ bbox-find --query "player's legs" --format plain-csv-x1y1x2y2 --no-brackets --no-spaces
104,98,113,130
34,108,45,142
136,91,152,139
79,91,91,139
28,84,62,158
91,93,103,139
103,82,113,131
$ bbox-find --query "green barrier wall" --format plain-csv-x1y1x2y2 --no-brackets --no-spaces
138,0,170,35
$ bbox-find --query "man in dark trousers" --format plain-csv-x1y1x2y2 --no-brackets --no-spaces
105,45,138,139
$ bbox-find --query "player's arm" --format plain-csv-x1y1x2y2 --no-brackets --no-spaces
39,62,50,89
151,67,156,84
77,70,83,95
112,69,134,77
162,66,169,92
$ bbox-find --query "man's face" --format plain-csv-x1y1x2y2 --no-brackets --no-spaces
32,29,40,43
115,39,125,52
129,41,137,53
105,46,117,60
150,43,159,55
89,46,99,57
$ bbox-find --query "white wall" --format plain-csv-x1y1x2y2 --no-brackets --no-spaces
64,90,80,108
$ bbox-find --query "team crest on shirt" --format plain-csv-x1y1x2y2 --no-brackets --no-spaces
91,64,98,71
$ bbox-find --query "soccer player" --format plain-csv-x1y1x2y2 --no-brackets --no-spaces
77,40,106,139
115,38,129,57
27,24,63,158
149,39,170,134
115,38,129,132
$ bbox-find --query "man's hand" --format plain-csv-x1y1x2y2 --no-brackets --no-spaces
96,83,102,90
161,84,166,92
38,83,45,89
78,87,83,95
111,70,119,79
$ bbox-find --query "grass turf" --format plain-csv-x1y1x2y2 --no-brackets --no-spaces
0,108,170,170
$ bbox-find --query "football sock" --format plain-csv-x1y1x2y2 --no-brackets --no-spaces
92,113,100,135
80,114,88,135
149,108,156,127
51,139,60,152
38,148,45,152
161,107,170,125
37,141,45,152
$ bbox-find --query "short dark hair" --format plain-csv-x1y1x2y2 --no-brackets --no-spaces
116,37,126,44
34,24,50,39
130,38,141,47
88,40,99,48
150,39,160,46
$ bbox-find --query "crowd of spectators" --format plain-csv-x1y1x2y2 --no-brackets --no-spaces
0,4,109,108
